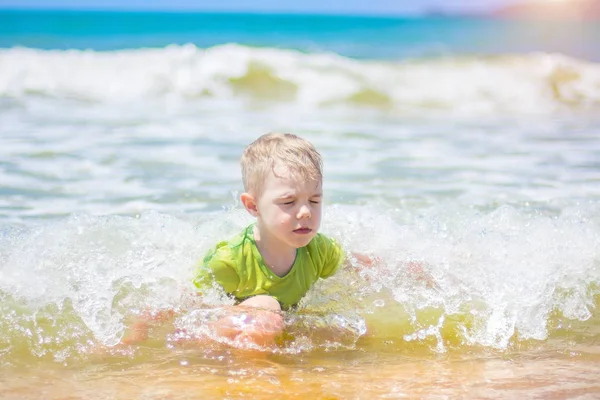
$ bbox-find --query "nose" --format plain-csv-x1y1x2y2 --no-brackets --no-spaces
297,204,311,219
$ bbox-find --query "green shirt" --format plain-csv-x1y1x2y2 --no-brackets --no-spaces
194,225,345,309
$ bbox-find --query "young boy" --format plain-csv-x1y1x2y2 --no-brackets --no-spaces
191,132,363,346
122,132,373,347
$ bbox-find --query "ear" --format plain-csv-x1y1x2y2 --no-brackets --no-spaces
240,192,259,217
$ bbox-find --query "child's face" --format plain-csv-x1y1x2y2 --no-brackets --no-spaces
254,165,322,250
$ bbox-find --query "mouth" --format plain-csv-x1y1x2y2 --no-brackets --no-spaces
293,227,313,235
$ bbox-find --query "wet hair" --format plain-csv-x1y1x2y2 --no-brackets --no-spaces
241,132,323,195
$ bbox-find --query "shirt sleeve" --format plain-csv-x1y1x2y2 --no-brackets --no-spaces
317,234,345,279
193,244,240,295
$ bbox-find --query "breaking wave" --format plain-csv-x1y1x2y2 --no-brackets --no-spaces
1,44,600,115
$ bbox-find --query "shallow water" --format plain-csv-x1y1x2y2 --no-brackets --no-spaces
2,346,600,399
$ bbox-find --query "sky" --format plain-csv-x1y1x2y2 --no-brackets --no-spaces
0,0,518,15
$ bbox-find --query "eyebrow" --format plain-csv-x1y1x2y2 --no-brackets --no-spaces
278,192,322,199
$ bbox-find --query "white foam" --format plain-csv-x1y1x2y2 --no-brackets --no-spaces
312,204,600,349
1,45,600,114
0,203,598,356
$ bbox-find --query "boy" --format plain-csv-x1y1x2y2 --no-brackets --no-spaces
192,132,373,346
123,133,373,347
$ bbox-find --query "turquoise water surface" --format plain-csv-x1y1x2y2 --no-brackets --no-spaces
2,10,600,60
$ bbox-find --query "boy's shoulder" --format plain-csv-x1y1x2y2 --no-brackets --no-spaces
306,232,343,256
306,232,345,278
310,232,339,246
204,225,254,260
227,224,254,248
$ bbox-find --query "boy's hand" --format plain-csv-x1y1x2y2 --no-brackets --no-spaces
120,309,176,345
349,252,381,269
208,308,284,348
120,319,150,345
348,253,436,288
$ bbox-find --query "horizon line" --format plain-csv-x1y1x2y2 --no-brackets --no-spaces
0,5,492,17
0,8,498,20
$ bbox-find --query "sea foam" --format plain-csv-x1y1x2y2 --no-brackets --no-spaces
1,44,599,115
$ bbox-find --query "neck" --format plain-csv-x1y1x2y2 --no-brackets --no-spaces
253,223,297,276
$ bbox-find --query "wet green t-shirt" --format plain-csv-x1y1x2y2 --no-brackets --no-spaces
193,225,345,309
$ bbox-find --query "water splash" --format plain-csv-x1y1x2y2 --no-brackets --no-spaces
0,205,599,363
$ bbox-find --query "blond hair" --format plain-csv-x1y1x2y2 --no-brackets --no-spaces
241,133,323,195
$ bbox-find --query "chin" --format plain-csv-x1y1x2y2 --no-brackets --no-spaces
290,235,315,248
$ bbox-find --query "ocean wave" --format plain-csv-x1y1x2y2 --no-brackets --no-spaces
0,206,598,362
1,44,599,114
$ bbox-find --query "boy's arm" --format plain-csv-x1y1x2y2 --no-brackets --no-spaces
192,255,285,347
207,296,285,347
121,249,248,346
346,252,434,287
121,309,177,345
347,252,378,268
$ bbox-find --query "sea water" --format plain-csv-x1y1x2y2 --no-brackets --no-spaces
1,10,599,399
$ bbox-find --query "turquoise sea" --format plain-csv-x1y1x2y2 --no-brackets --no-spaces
1,10,600,399
3,10,600,60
